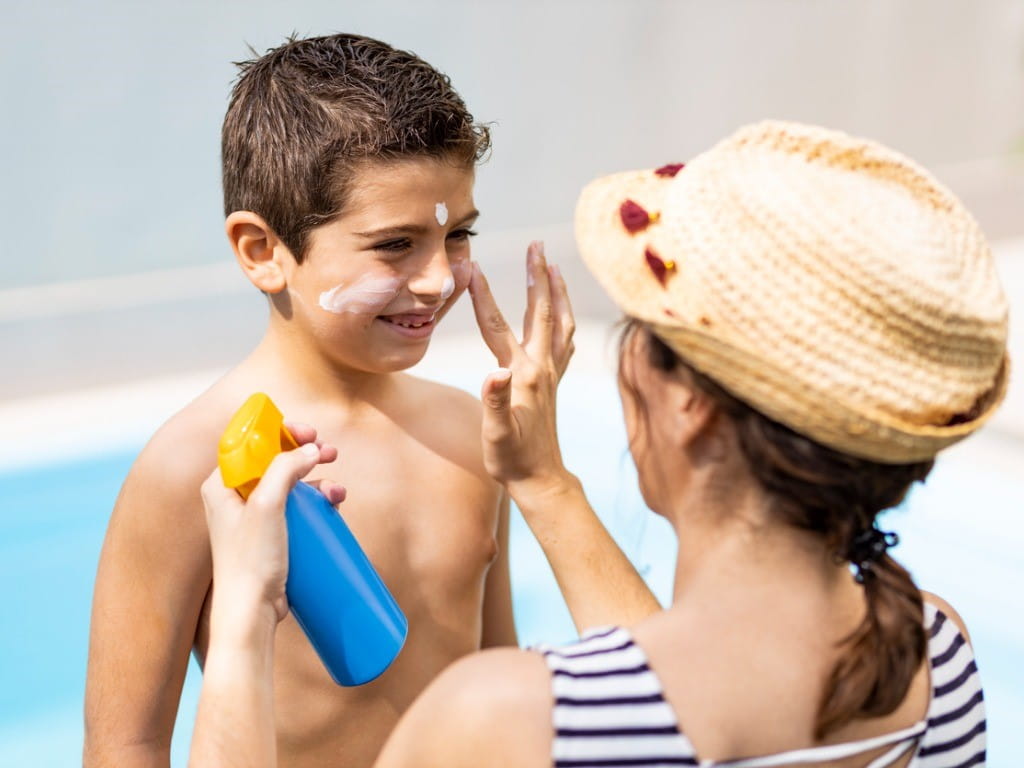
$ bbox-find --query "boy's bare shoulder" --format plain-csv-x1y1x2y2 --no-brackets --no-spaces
399,374,483,425
395,375,487,474
125,380,244,503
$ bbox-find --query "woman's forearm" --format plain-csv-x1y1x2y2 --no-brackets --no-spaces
188,602,279,768
510,474,662,632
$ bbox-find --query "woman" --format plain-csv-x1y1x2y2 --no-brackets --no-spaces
193,121,1005,768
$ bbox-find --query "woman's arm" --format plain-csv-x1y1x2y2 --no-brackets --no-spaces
189,606,278,768
510,475,662,632
468,243,661,632
188,431,343,768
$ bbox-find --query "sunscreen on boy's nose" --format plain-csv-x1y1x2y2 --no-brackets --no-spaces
440,276,455,301
218,394,408,686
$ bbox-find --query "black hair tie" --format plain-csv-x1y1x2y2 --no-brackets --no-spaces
847,526,899,584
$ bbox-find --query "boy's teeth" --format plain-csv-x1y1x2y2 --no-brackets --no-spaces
390,317,430,328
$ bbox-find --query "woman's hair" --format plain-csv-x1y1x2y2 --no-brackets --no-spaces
619,320,932,738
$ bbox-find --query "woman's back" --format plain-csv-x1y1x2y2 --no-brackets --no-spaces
539,593,985,768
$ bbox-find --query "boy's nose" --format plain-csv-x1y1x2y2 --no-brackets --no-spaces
407,245,456,304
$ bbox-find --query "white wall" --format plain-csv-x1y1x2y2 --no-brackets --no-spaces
3,0,1023,286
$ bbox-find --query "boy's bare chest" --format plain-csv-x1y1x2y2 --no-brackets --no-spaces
304,423,499,591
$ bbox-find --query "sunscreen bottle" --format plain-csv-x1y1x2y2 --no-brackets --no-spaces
217,393,407,686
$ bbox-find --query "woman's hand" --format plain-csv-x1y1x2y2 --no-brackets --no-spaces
200,423,345,628
468,241,577,502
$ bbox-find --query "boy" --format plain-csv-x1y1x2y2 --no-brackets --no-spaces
84,34,515,768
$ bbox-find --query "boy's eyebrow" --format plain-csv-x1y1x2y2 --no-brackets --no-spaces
353,209,480,239
451,209,481,227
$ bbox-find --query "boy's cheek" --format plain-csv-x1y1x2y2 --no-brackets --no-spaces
450,258,473,292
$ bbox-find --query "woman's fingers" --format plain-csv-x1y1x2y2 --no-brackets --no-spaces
523,241,554,354
201,467,244,512
480,368,515,440
548,264,576,376
283,420,318,445
283,421,339,464
247,444,321,511
306,478,347,506
468,262,520,367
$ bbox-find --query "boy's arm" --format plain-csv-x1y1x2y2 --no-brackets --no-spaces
480,491,517,648
84,426,215,768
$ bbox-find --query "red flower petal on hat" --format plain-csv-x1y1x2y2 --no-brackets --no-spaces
645,248,669,285
620,199,653,233
654,163,685,177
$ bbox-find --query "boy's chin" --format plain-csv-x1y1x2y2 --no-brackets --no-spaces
375,347,430,373
341,342,432,375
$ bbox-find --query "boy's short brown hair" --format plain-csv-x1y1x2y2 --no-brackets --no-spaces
222,34,490,261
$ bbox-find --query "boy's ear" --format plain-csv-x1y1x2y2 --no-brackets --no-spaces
225,211,293,293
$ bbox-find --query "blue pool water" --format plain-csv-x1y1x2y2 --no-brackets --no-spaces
1,372,1022,765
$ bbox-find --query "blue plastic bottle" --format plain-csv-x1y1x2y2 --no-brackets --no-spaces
218,393,408,686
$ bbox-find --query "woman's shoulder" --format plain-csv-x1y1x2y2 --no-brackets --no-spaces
376,647,552,768
920,590,973,645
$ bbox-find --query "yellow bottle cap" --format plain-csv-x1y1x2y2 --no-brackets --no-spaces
218,393,299,500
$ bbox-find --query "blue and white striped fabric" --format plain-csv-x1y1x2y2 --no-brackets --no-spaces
914,602,987,767
537,602,985,767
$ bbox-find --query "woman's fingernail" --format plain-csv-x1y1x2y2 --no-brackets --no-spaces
493,368,512,383
551,264,562,280
301,443,320,457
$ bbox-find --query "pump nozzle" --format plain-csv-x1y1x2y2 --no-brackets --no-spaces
218,393,300,500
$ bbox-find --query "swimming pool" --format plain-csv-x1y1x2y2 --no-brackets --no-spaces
1,333,1022,765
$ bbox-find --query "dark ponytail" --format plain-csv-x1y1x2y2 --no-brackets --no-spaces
621,322,932,738
817,551,925,736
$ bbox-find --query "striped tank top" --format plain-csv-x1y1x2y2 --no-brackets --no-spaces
538,603,985,767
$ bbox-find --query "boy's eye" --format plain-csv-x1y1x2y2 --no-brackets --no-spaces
372,238,413,253
371,230,477,254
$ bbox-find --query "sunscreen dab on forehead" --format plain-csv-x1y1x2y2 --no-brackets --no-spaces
435,202,449,226
319,274,404,314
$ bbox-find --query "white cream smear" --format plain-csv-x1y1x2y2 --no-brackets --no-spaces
435,202,448,226
440,276,455,301
318,274,404,314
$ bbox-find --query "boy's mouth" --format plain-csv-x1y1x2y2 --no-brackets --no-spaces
378,311,438,338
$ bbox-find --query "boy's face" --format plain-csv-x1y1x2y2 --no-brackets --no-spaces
282,156,477,373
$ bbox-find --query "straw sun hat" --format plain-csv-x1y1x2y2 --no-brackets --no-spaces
575,120,1010,464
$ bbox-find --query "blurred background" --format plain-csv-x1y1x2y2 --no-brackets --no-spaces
1,1,1021,765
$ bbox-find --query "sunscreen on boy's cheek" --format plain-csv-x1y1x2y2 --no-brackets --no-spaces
318,274,405,314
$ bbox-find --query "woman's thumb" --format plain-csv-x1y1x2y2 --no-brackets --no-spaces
249,443,320,509
482,368,513,416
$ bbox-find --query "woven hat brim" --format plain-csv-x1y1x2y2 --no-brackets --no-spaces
574,168,1010,464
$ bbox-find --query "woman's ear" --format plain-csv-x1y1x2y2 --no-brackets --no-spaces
667,374,720,455
225,211,292,293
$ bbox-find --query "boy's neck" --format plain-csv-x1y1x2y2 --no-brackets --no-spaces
245,319,400,409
